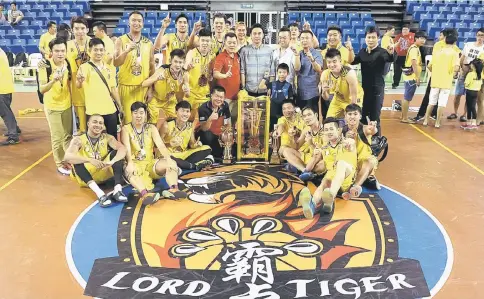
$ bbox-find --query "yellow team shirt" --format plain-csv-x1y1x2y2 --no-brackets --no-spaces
78,133,110,160
277,113,306,148
67,37,91,106
381,35,393,50
323,140,357,172
163,119,194,153
403,44,421,82
321,66,364,104
38,61,71,111
479,52,484,80
433,40,461,55
153,65,184,110
124,123,156,162
0,50,14,94
101,35,115,70
39,32,55,58
431,46,459,89
211,35,224,55
78,62,117,115
187,49,216,103
322,43,350,65
464,71,482,91
299,124,326,155
118,34,153,86
166,33,189,63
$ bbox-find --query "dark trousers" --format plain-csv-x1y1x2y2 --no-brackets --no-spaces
196,130,236,160
417,78,438,117
296,95,320,112
88,113,118,139
0,93,19,138
73,150,124,185
466,90,478,120
361,84,385,135
393,56,406,88
171,149,212,170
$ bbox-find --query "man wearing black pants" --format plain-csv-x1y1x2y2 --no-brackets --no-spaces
351,26,395,134
393,25,415,89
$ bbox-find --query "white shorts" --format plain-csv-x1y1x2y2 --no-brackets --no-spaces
429,88,451,107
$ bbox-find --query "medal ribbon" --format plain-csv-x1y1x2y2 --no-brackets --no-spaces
131,123,145,149
87,135,101,159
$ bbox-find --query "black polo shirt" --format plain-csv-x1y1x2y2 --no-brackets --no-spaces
352,46,395,87
198,100,231,135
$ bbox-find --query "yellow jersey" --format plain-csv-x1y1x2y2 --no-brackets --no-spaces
78,62,117,115
464,71,482,92
431,46,459,89
153,65,184,107
403,44,421,82
67,38,91,106
186,48,216,103
211,35,224,55
78,133,110,160
433,40,461,55
118,34,153,86
479,52,484,80
299,124,326,154
38,60,71,111
345,125,373,161
163,119,194,153
290,40,303,52
322,43,350,65
321,66,364,104
0,50,14,94
277,113,306,149
323,139,357,172
381,35,393,50
165,33,189,63
39,32,56,58
101,34,116,70
124,123,156,162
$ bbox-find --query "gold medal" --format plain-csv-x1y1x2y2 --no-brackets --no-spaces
198,74,208,87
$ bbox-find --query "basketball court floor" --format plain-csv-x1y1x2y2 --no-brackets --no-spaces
0,85,483,299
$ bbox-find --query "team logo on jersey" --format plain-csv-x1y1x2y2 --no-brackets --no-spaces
81,165,436,299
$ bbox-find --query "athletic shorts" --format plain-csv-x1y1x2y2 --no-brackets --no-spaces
130,159,163,191
327,99,361,119
147,99,177,124
323,151,357,192
171,145,211,160
357,155,379,175
119,84,149,124
454,77,466,96
404,80,417,101
71,154,114,187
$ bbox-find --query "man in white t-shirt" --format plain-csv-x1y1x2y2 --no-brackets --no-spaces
7,2,23,26
448,28,484,120
271,27,297,87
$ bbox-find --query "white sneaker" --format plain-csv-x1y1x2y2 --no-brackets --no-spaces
57,166,71,176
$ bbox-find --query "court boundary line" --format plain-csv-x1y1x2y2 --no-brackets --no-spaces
0,151,52,192
65,185,453,297
410,124,484,176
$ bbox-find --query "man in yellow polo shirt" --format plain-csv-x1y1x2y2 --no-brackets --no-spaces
321,26,354,67
92,21,115,72
76,38,122,138
39,21,57,59
0,48,20,145
38,38,73,174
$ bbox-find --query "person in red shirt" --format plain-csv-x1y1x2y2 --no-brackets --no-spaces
392,25,415,89
213,32,241,124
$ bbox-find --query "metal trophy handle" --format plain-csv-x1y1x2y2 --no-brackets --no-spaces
270,124,281,164
219,124,235,164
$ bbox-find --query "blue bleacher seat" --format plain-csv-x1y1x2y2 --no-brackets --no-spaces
470,23,483,30
340,20,351,29
31,20,43,27
319,37,327,45
145,19,155,28
361,13,372,21
337,13,348,20
159,11,169,19
475,15,484,22
113,28,125,36
348,13,360,20
427,22,440,39
165,28,176,34
426,6,438,13
12,39,26,47
26,45,39,54
27,39,39,46
0,39,8,47
314,20,325,30
152,27,161,36
364,21,375,27
325,13,336,21
327,20,338,27
352,20,362,28
147,11,157,19
313,13,324,21
37,29,48,36
469,0,481,5
355,28,365,39
452,7,464,13
52,12,64,19
20,29,34,39
343,29,354,37
142,28,151,35
32,4,44,10
420,14,432,29
6,29,20,39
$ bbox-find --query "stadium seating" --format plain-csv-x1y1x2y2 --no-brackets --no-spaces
0,0,90,54
406,0,484,43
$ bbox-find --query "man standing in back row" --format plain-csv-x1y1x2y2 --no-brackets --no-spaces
392,25,414,90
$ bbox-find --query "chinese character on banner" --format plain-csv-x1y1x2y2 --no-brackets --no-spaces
230,283,280,299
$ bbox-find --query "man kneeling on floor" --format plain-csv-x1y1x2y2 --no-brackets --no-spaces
122,102,187,205
299,117,357,218
343,104,380,197
161,100,214,171
64,114,128,208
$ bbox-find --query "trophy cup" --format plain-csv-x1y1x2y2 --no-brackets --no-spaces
219,121,235,164
247,104,263,155
270,124,281,164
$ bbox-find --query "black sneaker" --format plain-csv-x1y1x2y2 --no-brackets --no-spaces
365,176,381,190
411,115,424,122
3,126,21,137
0,136,20,146
195,159,213,171
459,116,467,122
112,190,128,203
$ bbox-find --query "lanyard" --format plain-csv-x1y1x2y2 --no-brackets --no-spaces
87,135,101,159
131,123,145,149
127,34,141,58
74,39,87,57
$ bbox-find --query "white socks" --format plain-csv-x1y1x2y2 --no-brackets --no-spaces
114,184,123,193
88,182,105,198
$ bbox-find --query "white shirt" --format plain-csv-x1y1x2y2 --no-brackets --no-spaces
271,46,296,86
462,42,484,64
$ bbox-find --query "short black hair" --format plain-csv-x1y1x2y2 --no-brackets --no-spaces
199,28,212,37
131,101,147,112
345,103,362,114
386,25,395,31
92,21,107,32
128,11,144,20
58,23,70,31
445,34,457,45
176,100,192,111
282,99,295,107
302,105,318,114
49,37,67,51
213,13,226,22
224,32,237,40
365,26,380,37
402,24,410,29
470,58,483,80
279,27,291,34
442,28,458,38
327,26,342,35
477,28,484,34
277,63,289,73
170,49,185,60
250,23,265,35
89,37,105,48
71,16,88,29
175,13,188,23
323,117,340,128
212,85,226,94
288,23,299,29
415,31,427,39
300,30,314,37
325,48,342,59
47,21,56,29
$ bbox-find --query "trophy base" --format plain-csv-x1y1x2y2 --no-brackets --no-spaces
222,159,233,165
270,157,281,165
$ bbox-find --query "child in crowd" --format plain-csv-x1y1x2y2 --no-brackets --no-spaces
262,63,294,130
463,58,483,130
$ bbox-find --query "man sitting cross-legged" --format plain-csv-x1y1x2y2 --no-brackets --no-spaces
280,106,326,181
343,104,380,198
161,100,214,171
121,102,187,205
64,114,128,208
273,99,306,156
299,117,357,218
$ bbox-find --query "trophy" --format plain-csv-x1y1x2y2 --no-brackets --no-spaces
219,122,235,164
270,124,281,164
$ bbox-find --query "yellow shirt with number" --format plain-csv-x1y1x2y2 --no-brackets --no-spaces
321,66,364,104
123,123,156,162
277,113,306,149
67,38,91,106
79,62,117,115
431,46,459,89
165,33,189,63
0,50,14,94
186,49,216,103
38,61,71,111
381,35,393,50
78,133,110,159
163,119,194,153
39,32,55,58
322,43,350,65
403,44,421,82
118,34,153,86
153,65,184,110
